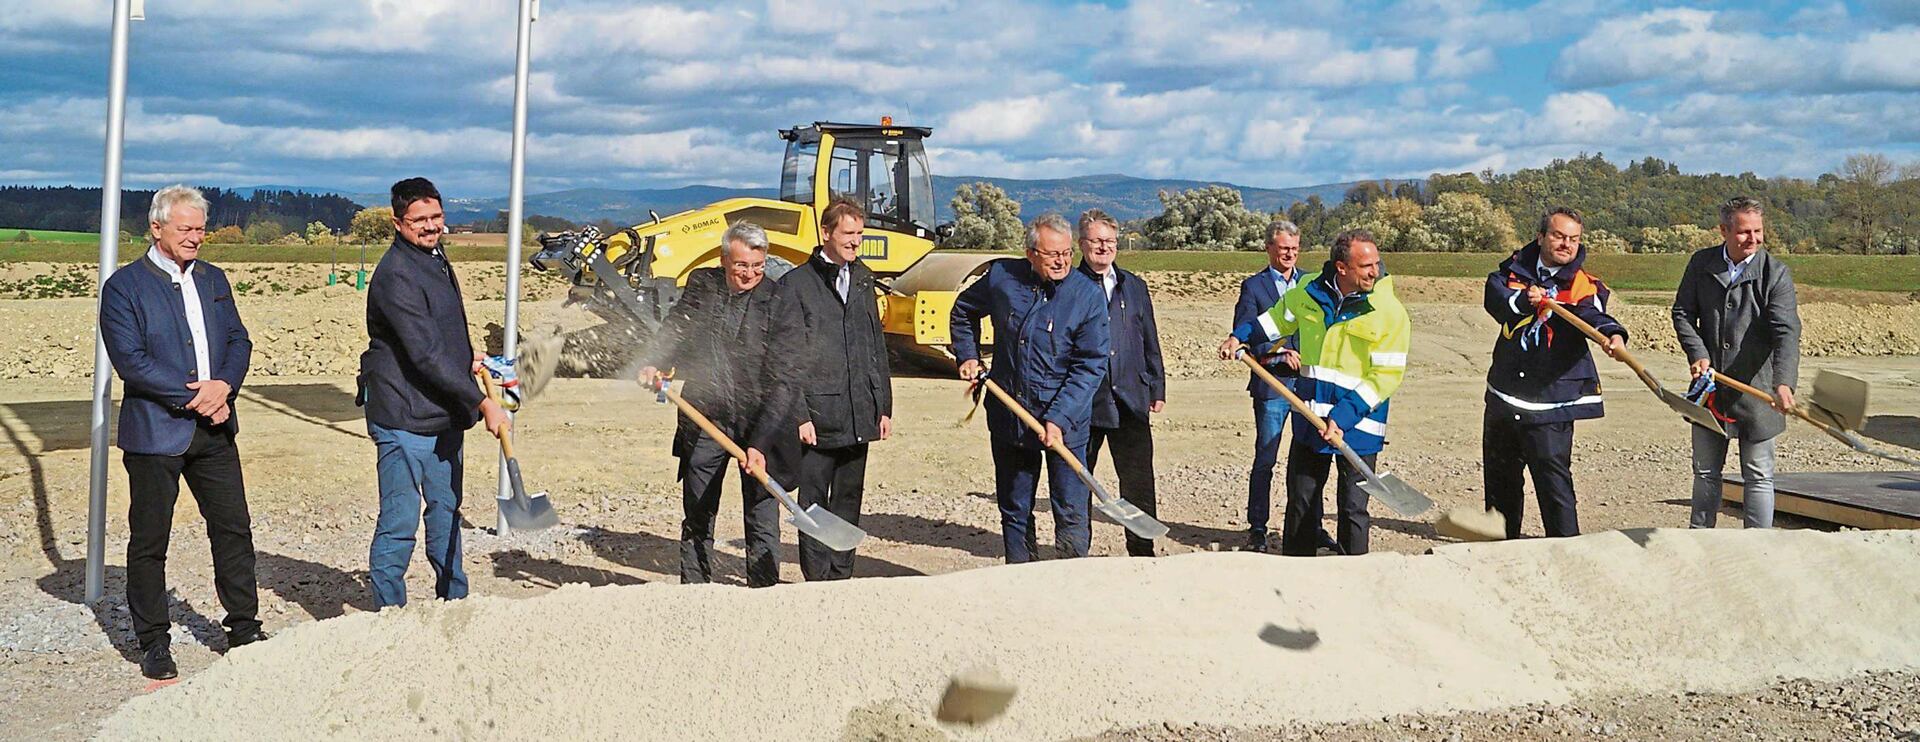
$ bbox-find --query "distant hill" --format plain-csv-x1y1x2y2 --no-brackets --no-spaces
418,174,1417,227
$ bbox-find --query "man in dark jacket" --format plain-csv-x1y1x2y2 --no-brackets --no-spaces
1075,209,1164,557
773,196,892,581
101,184,263,680
1482,208,1627,539
951,213,1111,563
359,177,508,608
1673,196,1801,528
639,222,796,587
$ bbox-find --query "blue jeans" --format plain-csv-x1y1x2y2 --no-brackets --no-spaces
368,421,468,608
1248,398,1290,532
991,438,1091,563
1689,425,1776,529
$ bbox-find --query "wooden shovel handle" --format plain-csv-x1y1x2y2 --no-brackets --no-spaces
1234,351,1331,436
1709,371,1828,431
1541,300,1660,392
976,378,1097,481
659,384,776,490
475,370,516,459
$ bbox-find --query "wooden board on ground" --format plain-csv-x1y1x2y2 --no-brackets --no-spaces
1721,471,1920,530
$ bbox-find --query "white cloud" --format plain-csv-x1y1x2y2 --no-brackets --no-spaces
1839,28,1920,89
1430,44,1496,79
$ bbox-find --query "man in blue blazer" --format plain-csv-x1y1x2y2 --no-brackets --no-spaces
100,185,263,680
1230,221,1333,553
951,213,1111,562
1074,209,1164,557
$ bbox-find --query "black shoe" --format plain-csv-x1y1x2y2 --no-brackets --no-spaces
1244,529,1271,553
227,628,270,650
1316,530,1343,555
141,644,178,680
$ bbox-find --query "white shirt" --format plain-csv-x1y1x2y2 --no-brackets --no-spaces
1724,247,1757,283
1093,267,1117,300
148,245,212,382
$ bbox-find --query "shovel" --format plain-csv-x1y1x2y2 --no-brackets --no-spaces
1542,301,1726,437
1232,350,1432,517
655,381,866,552
477,371,560,532
1805,370,1869,434
973,377,1170,541
1709,371,1920,468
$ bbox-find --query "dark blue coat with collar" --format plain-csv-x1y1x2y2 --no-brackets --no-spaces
100,254,251,456
1077,262,1164,427
359,238,485,434
950,258,1110,448
1232,267,1303,400
1484,242,1628,425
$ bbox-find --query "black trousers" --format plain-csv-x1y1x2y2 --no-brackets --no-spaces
1086,414,1157,557
798,443,867,581
679,435,781,588
123,425,259,651
1280,437,1374,556
1482,411,1579,539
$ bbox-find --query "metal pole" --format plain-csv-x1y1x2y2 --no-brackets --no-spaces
85,0,136,605
497,0,536,535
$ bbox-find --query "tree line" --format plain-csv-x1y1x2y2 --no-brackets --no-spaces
0,186,362,241
944,153,1920,254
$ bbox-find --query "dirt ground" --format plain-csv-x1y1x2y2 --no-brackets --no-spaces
1,266,1917,740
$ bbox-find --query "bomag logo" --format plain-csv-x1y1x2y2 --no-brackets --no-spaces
859,235,889,259
679,216,724,235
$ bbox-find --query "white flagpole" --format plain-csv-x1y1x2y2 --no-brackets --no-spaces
497,0,537,534
85,0,138,604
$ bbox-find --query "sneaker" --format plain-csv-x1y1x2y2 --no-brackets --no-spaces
1243,528,1271,553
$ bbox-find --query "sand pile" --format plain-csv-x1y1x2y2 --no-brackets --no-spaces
99,529,1920,741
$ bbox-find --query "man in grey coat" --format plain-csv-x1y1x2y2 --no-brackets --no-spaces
1672,196,1801,528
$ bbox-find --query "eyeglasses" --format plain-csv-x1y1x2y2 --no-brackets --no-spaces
403,214,446,228
1032,249,1073,260
1083,238,1118,248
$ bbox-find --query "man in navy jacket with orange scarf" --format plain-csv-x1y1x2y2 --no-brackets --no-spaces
1482,207,1627,539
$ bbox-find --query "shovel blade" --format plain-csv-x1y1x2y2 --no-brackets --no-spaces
1086,480,1169,540
791,504,867,552
1435,507,1507,542
1809,370,1869,433
1357,473,1432,517
500,459,559,531
1658,389,1727,437
497,488,560,532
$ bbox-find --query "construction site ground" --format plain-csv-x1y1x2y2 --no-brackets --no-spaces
2,264,1917,740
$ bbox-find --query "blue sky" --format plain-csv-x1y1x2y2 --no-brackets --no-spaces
3,0,1918,197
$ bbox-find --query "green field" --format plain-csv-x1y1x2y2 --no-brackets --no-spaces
3,229,100,244
944,249,1920,293
2,242,1915,293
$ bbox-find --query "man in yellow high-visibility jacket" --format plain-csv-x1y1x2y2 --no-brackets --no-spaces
1219,229,1411,555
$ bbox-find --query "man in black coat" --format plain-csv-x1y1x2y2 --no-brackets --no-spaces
773,196,892,581
639,221,796,587
1074,209,1165,557
100,185,263,680
359,177,509,609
